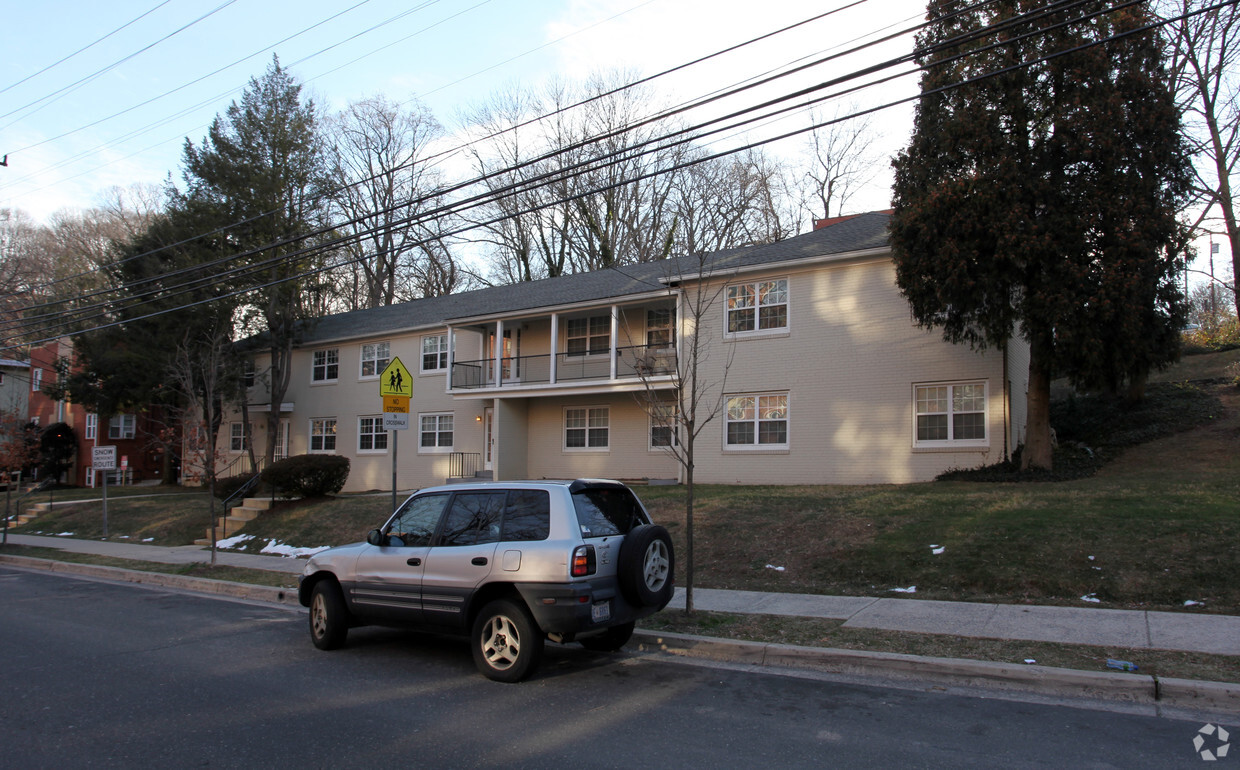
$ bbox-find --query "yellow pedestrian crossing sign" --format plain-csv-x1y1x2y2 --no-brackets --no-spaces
379,357,412,397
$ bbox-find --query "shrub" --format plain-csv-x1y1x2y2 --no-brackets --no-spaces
212,474,257,502
261,454,350,498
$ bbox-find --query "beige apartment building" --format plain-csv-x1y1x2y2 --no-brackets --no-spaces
227,212,1030,492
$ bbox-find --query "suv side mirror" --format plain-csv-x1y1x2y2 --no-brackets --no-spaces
366,529,385,546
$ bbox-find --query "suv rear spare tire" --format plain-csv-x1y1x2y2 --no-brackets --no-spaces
617,524,674,608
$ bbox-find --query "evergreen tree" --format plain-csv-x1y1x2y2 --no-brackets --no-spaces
891,0,1192,470
178,56,328,467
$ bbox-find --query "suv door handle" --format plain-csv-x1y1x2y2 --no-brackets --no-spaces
471,557,488,566
406,557,422,566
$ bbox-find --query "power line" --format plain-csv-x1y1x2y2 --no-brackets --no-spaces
2,0,1118,341
3,0,883,306
5,0,1208,349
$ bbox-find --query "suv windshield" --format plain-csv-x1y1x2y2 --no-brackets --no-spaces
571,487,646,537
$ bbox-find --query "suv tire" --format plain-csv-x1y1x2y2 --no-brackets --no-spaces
309,580,349,651
617,524,675,608
472,599,544,683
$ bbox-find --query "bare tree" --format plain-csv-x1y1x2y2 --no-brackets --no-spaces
324,95,463,308
669,148,796,256
793,106,880,224
630,253,738,615
1165,0,1240,312
166,325,243,564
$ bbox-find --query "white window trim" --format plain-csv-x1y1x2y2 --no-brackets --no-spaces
358,415,388,454
309,418,338,453
311,348,340,384
85,413,98,440
648,403,679,451
724,277,790,340
912,380,990,449
359,342,391,380
32,369,42,391
229,422,250,453
564,316,611,358
563,405,610,452
723,392,790,452
108,414,136,440
420,334,449,374
417,412,454,454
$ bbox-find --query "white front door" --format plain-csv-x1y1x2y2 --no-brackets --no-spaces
484,407,494,471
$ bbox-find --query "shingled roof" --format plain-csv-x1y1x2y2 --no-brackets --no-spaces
297,210,891,345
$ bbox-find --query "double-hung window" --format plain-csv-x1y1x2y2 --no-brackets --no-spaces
646,308,675,349
566,316,609,356
85,413,98,440
725,393,788,449
109,414,136,440
422,334,448,372
360,342,390,378
726,278,788,335
310,418,337,452
419,413,454,452
565,407,609,450
915,382,988,447
359,416,388,452
312,349,339,383
650,402,678,449
229,422,250,452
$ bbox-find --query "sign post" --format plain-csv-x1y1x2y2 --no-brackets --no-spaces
379,357,412,514
92,446,117,537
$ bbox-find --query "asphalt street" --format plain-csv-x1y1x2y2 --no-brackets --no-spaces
1,566,1230,768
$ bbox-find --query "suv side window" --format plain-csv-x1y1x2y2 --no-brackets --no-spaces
438,492,506,546
501,490,551,542
387,493,449,547
571,487,645,537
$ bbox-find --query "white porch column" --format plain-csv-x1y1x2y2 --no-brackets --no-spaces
446,324,455,392
494,320,504,387
550,312,559,384
609,304,619,380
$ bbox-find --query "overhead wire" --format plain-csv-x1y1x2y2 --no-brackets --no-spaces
2,0,883,306
6,0,1213,349
2,0,1125,341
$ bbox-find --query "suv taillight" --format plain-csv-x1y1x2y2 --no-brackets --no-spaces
571,545,596,577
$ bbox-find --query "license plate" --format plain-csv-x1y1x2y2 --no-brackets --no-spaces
591,600,611,623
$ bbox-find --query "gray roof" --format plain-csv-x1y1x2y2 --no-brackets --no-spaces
299,211,891,345
0,358,31,369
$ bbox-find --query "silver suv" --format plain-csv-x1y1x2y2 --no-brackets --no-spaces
298,479,675,682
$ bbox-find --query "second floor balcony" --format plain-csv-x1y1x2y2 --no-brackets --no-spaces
447,299,679,397
451,342,677,394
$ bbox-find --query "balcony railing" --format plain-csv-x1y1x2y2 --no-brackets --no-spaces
451,344,676,390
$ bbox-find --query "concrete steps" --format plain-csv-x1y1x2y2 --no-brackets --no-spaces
193,497,276,546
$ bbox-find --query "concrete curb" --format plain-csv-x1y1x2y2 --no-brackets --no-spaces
0,554,302,607
4,553,1238,714
632,629,1240,715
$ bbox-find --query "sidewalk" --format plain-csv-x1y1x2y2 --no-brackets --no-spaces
7,532,1240,657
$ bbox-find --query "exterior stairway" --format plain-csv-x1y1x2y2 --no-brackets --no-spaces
193,497,273,546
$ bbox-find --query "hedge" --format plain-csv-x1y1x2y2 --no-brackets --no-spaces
261,454,350,498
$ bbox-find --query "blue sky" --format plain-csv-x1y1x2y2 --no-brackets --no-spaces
0,0,927,222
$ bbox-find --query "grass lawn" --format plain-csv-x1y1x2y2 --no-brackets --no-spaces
8,352,1239,617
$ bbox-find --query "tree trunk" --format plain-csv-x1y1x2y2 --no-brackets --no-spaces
1022,337,1054,471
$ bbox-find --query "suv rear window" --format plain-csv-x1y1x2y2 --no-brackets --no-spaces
572,487,646,537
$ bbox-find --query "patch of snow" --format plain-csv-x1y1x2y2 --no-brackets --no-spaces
141,537,154,543
764,564,785,572
259,539,330,559
1088,555,1095,561
55,532,75,537
1080,593,1101,603
931,546,945,555
1024,659,1037,665
216,533,255,549
1184,600,1205,607
890,586,917,594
